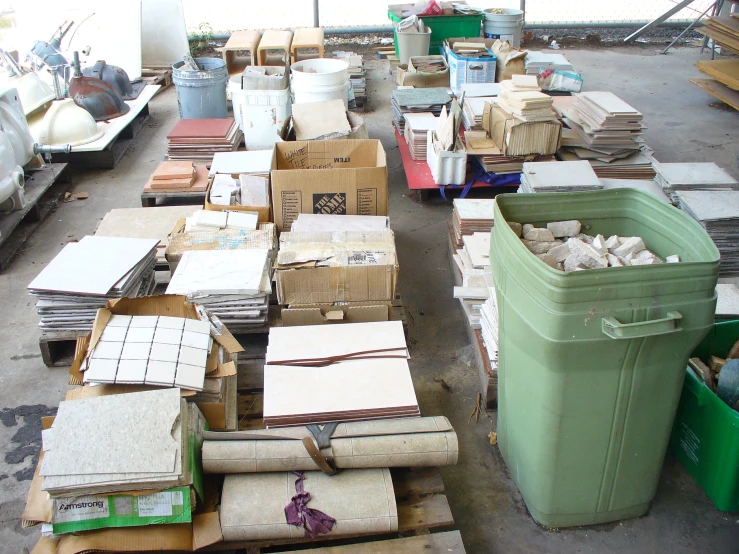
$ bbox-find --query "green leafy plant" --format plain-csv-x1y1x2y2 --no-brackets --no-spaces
189,22,214,56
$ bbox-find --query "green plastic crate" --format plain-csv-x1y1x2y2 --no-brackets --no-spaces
387,9,483,58
669,320,739,512
490,188,720,527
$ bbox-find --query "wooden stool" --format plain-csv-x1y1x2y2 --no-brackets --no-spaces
257,30,293,66
291,27,324,62
222,30,261,75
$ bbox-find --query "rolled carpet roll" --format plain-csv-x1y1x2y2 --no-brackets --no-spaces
203,415,458,473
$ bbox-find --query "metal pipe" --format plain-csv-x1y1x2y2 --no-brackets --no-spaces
313,0,320,27
662,4,712,54
624,0,696,42
187,19,698,42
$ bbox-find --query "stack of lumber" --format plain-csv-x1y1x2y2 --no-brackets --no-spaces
167,118,242,161
693,56,739,112
554,93,655,179
697,15,739,55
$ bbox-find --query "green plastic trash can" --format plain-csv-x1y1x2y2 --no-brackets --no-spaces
490,189,720,527
387,9,484,58
669,320,739,512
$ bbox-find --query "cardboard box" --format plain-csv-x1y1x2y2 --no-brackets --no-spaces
396,55,450,88
279,111,369,142
274,230,398,305
270,140,388,232
444,38,497,95
204,176,271,223
67,296,242,430
281,301,392,326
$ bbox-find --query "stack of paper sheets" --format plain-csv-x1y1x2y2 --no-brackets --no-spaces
452,198,495,248
524,51,574,75
520,160,603,193
675,190,739,276
167,118,242,161
81,315,213,391
40,389,200,497
263,321,418,427
28,237,158,333
166,249,271,332
403,111,437,160
654,162,739,203
391,88,451,134
290,214,389,232
555,92,654,179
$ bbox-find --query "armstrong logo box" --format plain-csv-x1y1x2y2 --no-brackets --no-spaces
271,139,388,231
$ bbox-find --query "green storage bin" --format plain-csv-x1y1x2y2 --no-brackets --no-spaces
490,189,720,528
669,320,739,512
387,9,484,58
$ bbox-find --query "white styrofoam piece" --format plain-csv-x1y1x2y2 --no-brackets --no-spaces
226,211,259,230
91,341,124,360
129,316,159,328
154,327,184,345
27,237,158,295
178,345,208,367
166,249,270,296
120,342,152,361
115,359,148,383
209,150,274,177
149,343,180,363
145,360,177,385
426,132,467,186
142,0,190,68
125,327,155,343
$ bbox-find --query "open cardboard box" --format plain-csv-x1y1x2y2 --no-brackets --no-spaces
396,55,450,88
281,300,392,326
204,174,272,224
68,295,242,430
270,140,388,232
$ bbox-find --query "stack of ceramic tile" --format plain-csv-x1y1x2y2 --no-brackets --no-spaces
479,286,499,377
184,210,259,233
208,150,272,207
674,190,739,277
716,283,739,321
463,130,555,174
263,321,418,427
520,160,603,193
143,161,209,193
391,88,451,134
497,76,555,122
453,232,493,328
28,237,158,333
167,118,242,161
40,389,199,497
81,315,212,390
555,92,654,179
654,162,739,203
403,112,436,160
451,198,495,248
166,249,271,332
462,97,495,130
524,51,574,75
290,214,389,232
333,51,366,102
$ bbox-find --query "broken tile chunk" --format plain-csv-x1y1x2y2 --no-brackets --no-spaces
536,253,559,269
666,254,680,263
604,235,620,250
591,234,607,256
548,242,571,263
508,221,523,237
613,236,646,259
524,227,555,242
522,224,535,237
606,253,624,267
573,233,594,244
630,249,663,265
546,220,581,238
566,238,608,269
563,255,587,273
521,239,564,255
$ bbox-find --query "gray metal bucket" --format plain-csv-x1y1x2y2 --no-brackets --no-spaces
172,58,228,119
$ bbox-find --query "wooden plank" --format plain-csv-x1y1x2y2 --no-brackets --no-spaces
697,27,739,56
466,324,497,410
397,494,454,533
391,467,446,500
690,78,739,111
0,163,71,271
696,59,739,91
276,530,466,553
39,331,89,367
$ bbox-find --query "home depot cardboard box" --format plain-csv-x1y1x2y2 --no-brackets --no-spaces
270,140,388,232
281,300,393,326
274,230,398,305
67,295,242,431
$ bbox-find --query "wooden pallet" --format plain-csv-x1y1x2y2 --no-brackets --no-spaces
140,187,207,207
277,531,465,553
39,330,88,367
51,105,151,169
0,163,71,272
142,68,172,95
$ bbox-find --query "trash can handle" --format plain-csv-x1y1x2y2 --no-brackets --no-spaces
601,311,683,339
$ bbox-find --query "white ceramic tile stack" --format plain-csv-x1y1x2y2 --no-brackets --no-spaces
462,97,495,130
524,51,574,75
82,315,213,390
451,198,495,248
263,321,418,427
166,249,272,332
479,285,499,378
654,162,739,203
28,236,158,333
674,190,739,276
520,160,603,193
391,87,451,134
716,283,739,320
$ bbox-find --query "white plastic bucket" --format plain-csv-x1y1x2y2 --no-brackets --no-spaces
396,27,432,66
291,58,349,88
292,79,350,110
230,81,291,150
483,8,524,48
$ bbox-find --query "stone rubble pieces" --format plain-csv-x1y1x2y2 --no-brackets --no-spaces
514,219,680,272
508,221,523,237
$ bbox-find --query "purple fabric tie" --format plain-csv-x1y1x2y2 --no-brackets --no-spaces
284,471,337,538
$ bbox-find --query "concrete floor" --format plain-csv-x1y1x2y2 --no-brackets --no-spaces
0,45,738,553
